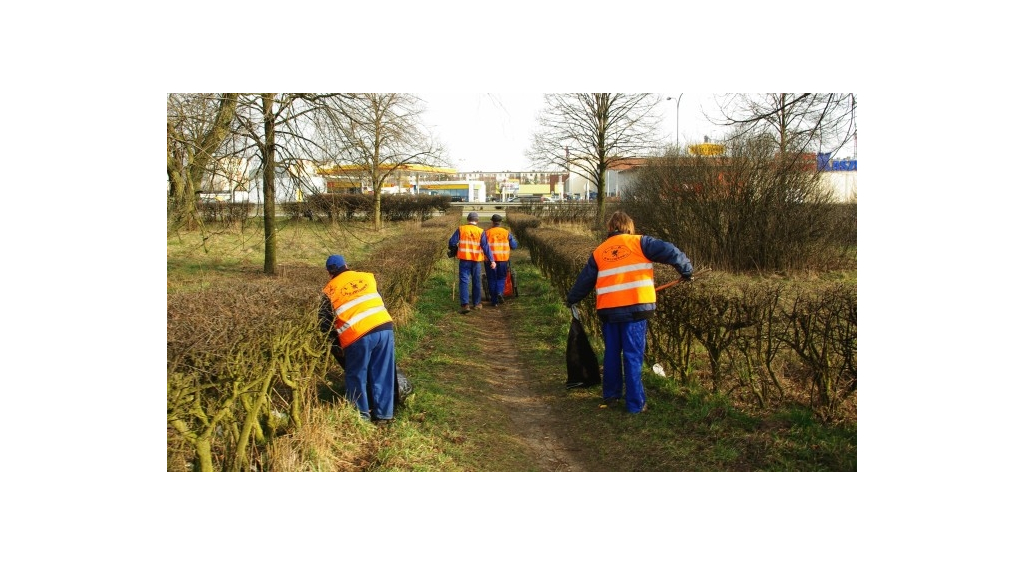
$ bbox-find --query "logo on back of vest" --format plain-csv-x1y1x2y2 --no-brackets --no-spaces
601,245,631,262
342,280,368,296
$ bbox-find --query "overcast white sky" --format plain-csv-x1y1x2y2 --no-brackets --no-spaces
417,93,729,172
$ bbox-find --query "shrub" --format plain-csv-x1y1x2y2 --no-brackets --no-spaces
621,140,856,273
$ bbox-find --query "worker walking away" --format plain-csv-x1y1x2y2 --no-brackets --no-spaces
484,214,518,307
448,211,496,314
318,254,396,425
565,211,693,414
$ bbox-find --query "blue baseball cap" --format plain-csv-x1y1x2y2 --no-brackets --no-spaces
325,254,346,273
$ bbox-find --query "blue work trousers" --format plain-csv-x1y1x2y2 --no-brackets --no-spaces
601,319,648,413
459,259,483,306
485,261,509,305
344,329,396,420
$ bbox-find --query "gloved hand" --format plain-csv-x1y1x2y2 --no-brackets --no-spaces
682,271,693,282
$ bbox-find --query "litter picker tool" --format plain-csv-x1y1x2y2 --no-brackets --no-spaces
655,266,712,292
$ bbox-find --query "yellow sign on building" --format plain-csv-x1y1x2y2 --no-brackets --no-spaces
688,143,725,156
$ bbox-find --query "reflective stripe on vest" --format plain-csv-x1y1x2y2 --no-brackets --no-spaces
457,224,485,261
486,227,511,261
322,271,393,348
593,234,656,309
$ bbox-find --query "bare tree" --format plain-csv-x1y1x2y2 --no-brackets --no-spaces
168,93,358,274
231,93,352,274
710,93,857,158
166,93,239,229
527,93,664,225
321,93,441,231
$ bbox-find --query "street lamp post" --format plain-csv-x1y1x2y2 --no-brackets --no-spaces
564,144,570,198
666,93,682,147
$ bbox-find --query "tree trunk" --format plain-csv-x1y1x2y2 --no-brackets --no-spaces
374,188,383,230
167,94,238,230
166,147,200,229
262,94,277,275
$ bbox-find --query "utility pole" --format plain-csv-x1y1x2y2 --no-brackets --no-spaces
666,93,683,147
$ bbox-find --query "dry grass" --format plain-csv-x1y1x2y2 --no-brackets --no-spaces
168,217,407,282
263,404,378,471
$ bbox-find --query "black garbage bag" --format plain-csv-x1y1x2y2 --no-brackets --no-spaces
508,264,519,297
566,305,601,389
395,368,413,406
483,263,519,302
330,338,345,367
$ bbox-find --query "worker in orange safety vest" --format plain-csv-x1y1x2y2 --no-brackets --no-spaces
318,254,396,424
565,211,693,414
484,213,518,306
448,211,496,314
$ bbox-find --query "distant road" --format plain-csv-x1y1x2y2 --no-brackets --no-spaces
450,202,589,210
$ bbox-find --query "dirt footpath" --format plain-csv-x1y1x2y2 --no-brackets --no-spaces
459,302,588,472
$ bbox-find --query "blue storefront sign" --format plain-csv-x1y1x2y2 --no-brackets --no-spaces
817,152,857,171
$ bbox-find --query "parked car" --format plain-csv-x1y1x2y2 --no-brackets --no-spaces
450,195,465,202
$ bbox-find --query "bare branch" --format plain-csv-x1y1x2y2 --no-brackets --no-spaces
527,93,664,224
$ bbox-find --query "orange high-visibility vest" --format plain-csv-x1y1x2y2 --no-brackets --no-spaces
592,234,656,310
457,224,485,261
486,226,512,262
322,270,393,348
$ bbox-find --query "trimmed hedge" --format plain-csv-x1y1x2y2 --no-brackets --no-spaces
197,201,255,223
507,215,856,420
304,193,451,221
167,220,454,471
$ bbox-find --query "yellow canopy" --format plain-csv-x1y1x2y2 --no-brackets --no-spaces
317,163,457,175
